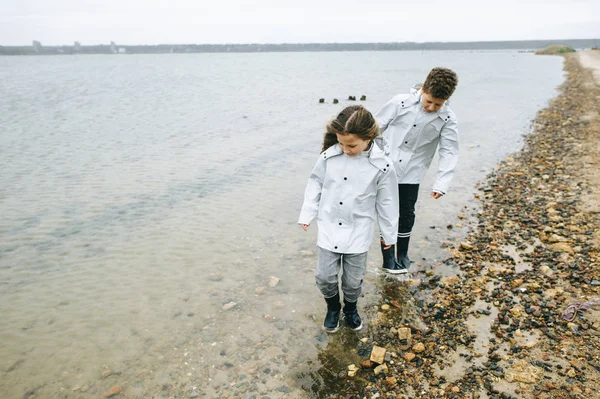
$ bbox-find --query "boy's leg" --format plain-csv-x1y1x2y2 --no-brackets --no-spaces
397,184,420,270
316,247,342,333
340,252,368,330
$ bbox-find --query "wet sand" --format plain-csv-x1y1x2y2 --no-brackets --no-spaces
305,51,600,398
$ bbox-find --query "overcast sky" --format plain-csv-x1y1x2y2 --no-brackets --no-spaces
1,0,599,46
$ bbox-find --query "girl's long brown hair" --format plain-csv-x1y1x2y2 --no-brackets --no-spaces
321,105,379,153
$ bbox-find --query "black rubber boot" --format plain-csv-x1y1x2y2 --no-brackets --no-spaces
343,299,363,331
323,293,341,333
381,241,408,274
396,236,411,271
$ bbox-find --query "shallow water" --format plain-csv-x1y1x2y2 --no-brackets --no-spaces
0,50,564,398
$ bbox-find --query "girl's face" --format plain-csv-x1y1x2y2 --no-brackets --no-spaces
336,133,370,156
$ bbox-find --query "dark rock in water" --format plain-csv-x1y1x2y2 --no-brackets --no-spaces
333,98,339,104
360,95,367,101
319,98,325,103
348,95,356,101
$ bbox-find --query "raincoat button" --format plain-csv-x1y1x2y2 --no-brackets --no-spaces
344,177,347,180
334,246,338,249
413,124,416,127
339,202,343,205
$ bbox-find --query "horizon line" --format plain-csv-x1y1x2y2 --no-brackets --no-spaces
3,37,600,47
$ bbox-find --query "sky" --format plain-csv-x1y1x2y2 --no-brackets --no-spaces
1,0,599,46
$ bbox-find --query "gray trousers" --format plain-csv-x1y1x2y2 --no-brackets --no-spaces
316,246,368,303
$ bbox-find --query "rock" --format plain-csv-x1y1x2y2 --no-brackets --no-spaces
370,346,386,364
104,386,122,397
319,98,325,103
384,376,397,387
505,360,542,383
101,369,112,378
381,304,390,310
360,95,366,101
398,327,411,340
347,364,358,377
208,274,224,282
404,353,416,361
223,302,236,310
550,242,574,254
374,364,388,375
268,276,280,288
412,343,425,353
460,242,474,250
255,287,266,295
333,99,339,104
361,360,373,368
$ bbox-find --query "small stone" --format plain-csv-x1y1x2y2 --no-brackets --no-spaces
268,276,280,287
460,242,474,250
370,346,386,364
222,302,236,310
567,368,576,378
347,364,358,377
384,377,397,387
208,274,223,282
374,364,388,375
381,304,390,311
412,343,425,353
452,386,460,393
255,287,266,295
398,327,411,340
361,360,373,368
104,386,122,397
102,369,112,378
404,353,416,361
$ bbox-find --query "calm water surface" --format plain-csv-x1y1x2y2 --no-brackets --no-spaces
0,50,563,398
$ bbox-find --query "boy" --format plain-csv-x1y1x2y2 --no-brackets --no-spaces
376,67,459,274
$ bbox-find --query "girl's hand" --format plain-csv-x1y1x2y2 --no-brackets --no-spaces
301,224,309,231
380,238,391,250
431,192,443,199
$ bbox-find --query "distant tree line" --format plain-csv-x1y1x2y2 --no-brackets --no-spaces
1,39,598,56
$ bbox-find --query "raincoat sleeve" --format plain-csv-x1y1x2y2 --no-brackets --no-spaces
376,166,399,246
375,95,401,134
298,156,326,225
432,115,459,194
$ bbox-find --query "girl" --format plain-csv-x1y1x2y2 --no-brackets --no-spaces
298,105,398,333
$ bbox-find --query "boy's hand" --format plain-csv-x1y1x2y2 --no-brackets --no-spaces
380,238,391,250
431,191,443,199
301,224,309,231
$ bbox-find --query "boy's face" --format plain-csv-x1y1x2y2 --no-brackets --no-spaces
421,90,447,113
336,133,370,156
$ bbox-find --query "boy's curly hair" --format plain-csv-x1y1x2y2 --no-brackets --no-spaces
422,67,458,100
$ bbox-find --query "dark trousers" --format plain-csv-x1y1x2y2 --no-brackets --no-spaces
398,184,420,238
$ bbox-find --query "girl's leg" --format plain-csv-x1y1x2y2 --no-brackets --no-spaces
340,252,368,331
340,252,368,302
316,247,342,333
316,247,341,298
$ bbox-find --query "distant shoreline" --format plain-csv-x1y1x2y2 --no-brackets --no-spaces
1,38,599,56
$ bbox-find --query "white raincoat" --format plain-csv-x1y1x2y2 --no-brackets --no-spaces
375,86,459,194
298,137,399,254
